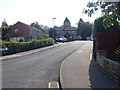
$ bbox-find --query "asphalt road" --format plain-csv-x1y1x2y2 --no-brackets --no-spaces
2,41,88,88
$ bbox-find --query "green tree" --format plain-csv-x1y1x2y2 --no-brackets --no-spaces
31,22,50,34
83,0,120,17
77,18,92,39
83,0,120,31
93,14,119,32
42,26,50,34
31,22,42,30
2,25,10,41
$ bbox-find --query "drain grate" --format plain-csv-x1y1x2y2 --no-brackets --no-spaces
48,81,59,88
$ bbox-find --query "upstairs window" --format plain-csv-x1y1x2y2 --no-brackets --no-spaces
15,29,19,33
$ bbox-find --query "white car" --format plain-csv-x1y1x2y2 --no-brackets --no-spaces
56,37,67,42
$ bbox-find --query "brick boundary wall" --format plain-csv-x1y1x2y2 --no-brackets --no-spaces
94,30,120,58
97,54,120,83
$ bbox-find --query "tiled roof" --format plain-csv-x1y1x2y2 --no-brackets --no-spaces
65,27,77,30
16,21,44,32
54,27,64,30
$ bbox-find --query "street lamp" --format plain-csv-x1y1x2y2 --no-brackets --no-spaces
53,17,56,39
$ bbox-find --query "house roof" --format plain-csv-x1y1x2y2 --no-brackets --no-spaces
15,21,44,33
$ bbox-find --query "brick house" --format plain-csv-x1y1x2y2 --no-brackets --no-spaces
54,17,77,40
10,21,44,41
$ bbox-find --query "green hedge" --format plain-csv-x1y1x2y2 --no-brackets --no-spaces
2,38,54,56
93,14,119,33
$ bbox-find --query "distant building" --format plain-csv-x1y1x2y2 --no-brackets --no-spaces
10,21,44,41
54,17,77,40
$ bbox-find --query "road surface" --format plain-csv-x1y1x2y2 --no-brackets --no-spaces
2,41,119,88
2,41,87,88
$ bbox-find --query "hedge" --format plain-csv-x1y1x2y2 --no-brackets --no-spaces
2,38,54,56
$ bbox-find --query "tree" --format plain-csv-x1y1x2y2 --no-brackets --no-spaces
83,0,120,17
93,14,119,32
31,22,42,30
2,24,10,41
77,18,92,39
41,26,50,34
31,22,50,34
83,0,120,31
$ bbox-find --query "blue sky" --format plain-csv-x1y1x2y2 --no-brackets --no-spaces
0,0,101,27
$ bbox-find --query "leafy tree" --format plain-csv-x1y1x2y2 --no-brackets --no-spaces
2,25,10,41
31,22,42,30
83,0,120,31
93,14,119,32
77,18,92,39
41,26,50,34
31,22,50,34
83,0,120,17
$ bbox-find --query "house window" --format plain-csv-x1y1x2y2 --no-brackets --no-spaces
72,31,75,33
68,31,71,33
60,31,64,34
15,29,19,33
39,33,41,35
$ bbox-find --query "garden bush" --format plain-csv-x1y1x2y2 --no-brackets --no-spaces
2,38,54,56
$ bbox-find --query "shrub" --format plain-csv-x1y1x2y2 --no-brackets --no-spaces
19,38,23,42
2,38,54,56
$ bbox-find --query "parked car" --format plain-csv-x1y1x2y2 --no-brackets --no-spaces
76,36,82,40
90,37,93,41
86,37,91,40
56,37,67,42
86,36,93,41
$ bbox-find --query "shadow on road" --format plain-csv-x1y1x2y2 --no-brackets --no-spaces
89,58,120,88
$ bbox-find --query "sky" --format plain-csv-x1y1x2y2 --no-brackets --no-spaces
0,0,102,27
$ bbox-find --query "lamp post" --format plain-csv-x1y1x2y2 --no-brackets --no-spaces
53,17,56,39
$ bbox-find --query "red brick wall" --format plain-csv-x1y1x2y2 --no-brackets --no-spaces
10,22,30,37
94,30,120,56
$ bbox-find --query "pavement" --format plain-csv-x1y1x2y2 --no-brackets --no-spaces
0,42,66,61
60,42,120,88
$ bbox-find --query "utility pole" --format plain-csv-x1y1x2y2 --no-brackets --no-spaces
53,17,56,39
